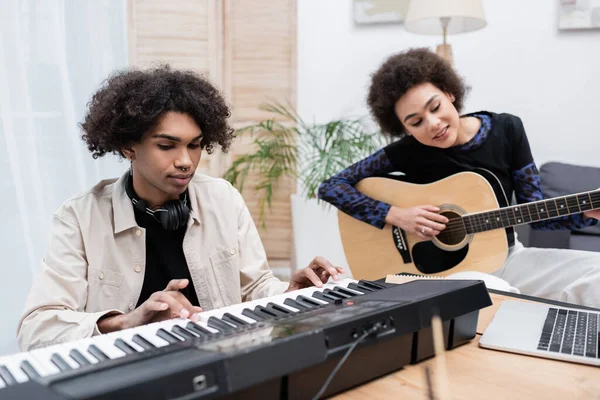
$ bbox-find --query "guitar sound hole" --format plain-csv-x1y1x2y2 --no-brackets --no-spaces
437,211,467,246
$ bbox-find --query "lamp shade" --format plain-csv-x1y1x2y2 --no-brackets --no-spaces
405,0,487,35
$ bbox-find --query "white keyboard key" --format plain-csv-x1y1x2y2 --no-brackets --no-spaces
89,336,126,360
133,325,171,348
107,329,145,353
0,354,31,383
28,347,71,376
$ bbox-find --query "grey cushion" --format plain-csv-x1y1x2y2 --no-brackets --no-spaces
539,162,600,235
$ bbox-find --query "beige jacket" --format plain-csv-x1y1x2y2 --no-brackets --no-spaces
17,173,288,351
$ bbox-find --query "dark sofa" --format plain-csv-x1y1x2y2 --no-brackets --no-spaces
515,161,600,252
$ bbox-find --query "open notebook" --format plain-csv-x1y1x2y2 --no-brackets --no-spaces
386,271,519,293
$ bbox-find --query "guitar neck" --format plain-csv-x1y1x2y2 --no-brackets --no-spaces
463,190,600,234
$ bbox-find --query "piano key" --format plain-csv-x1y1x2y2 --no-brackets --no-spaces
161,318,219,336
172,325,198,340
40,345,81,371
0,355,31,384
87,344,109,362
106,329,146,354
133,326,171,348
325,288,351,299
24,350,60,378
348,282,373,292
186,321,213,337
254,305,281,319
50,353,72,371
90,336,127,359
156,328,183,344
221,313,250,327
207,317,236,333
333,286,363,297
69,349,92,367
283,298,310,311
20,349,61,378
0,365,19,385
114,338,138,355
296,295,325,308
311,291,336,303
358,280,386,290
19,360,41,380
266,302,296,315
242,308,266,322
66,338,101,364
131,334,157,351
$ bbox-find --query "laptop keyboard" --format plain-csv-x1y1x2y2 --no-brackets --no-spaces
537,307,599,358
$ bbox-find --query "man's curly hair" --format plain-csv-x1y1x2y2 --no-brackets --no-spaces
367,48,468,137
81,65,234,158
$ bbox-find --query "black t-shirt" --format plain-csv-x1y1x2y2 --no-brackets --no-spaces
383,111,534,245
132,198,200,308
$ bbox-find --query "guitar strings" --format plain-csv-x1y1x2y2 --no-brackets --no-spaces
426,193,600,236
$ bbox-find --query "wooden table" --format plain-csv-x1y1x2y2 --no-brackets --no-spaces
333,293,600,400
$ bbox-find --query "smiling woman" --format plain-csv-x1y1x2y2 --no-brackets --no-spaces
319,47,600,309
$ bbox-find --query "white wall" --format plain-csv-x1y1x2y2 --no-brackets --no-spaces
297,0,600,167
295,0,600,273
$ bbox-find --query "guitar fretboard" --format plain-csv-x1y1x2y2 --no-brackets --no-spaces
463,190,600,234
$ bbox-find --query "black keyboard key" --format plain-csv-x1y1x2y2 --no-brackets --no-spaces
51,353,72,371
114,339,138,355
172,325,196,340
326,288,351,299
267,302,296,315
0,365,18,385
187,321,212,337
334,286,360,297
132,334,156,351
312,291,336,303
358,280,386,290
157,328,183,344
254,305,280,319
242,308,266,321
347,282,371,292
284,298,310,311
20,360,40,379
222,313,250,327
87,345,109,362
324,288,350,299
69,349,91,366
207,317,235,333
296,295,323,307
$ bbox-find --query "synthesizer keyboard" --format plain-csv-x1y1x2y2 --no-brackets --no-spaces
0,277,492,399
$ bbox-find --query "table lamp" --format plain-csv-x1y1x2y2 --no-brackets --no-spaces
404,0,487,64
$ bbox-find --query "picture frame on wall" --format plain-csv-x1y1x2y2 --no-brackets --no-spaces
352,0,410,25
558,0,600,30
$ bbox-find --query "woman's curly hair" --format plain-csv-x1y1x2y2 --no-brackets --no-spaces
367,48,468,137
81,65,234,158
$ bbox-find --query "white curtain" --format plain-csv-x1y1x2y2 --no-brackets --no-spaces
0,0,128,355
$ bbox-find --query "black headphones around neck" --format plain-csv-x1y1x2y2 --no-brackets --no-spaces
124,171,191,231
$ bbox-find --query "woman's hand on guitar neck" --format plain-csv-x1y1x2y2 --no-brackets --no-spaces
385,205,448,240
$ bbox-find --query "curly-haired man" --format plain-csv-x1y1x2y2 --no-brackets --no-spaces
18,66,343,351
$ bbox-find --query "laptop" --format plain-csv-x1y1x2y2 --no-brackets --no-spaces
479,300,600,366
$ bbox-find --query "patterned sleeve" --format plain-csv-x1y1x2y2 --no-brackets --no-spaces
318,149,395,229
513,162,598,230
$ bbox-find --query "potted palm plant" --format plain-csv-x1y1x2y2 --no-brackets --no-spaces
223,102,387,270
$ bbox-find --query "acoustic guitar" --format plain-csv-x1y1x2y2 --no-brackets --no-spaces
338,171,600,280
